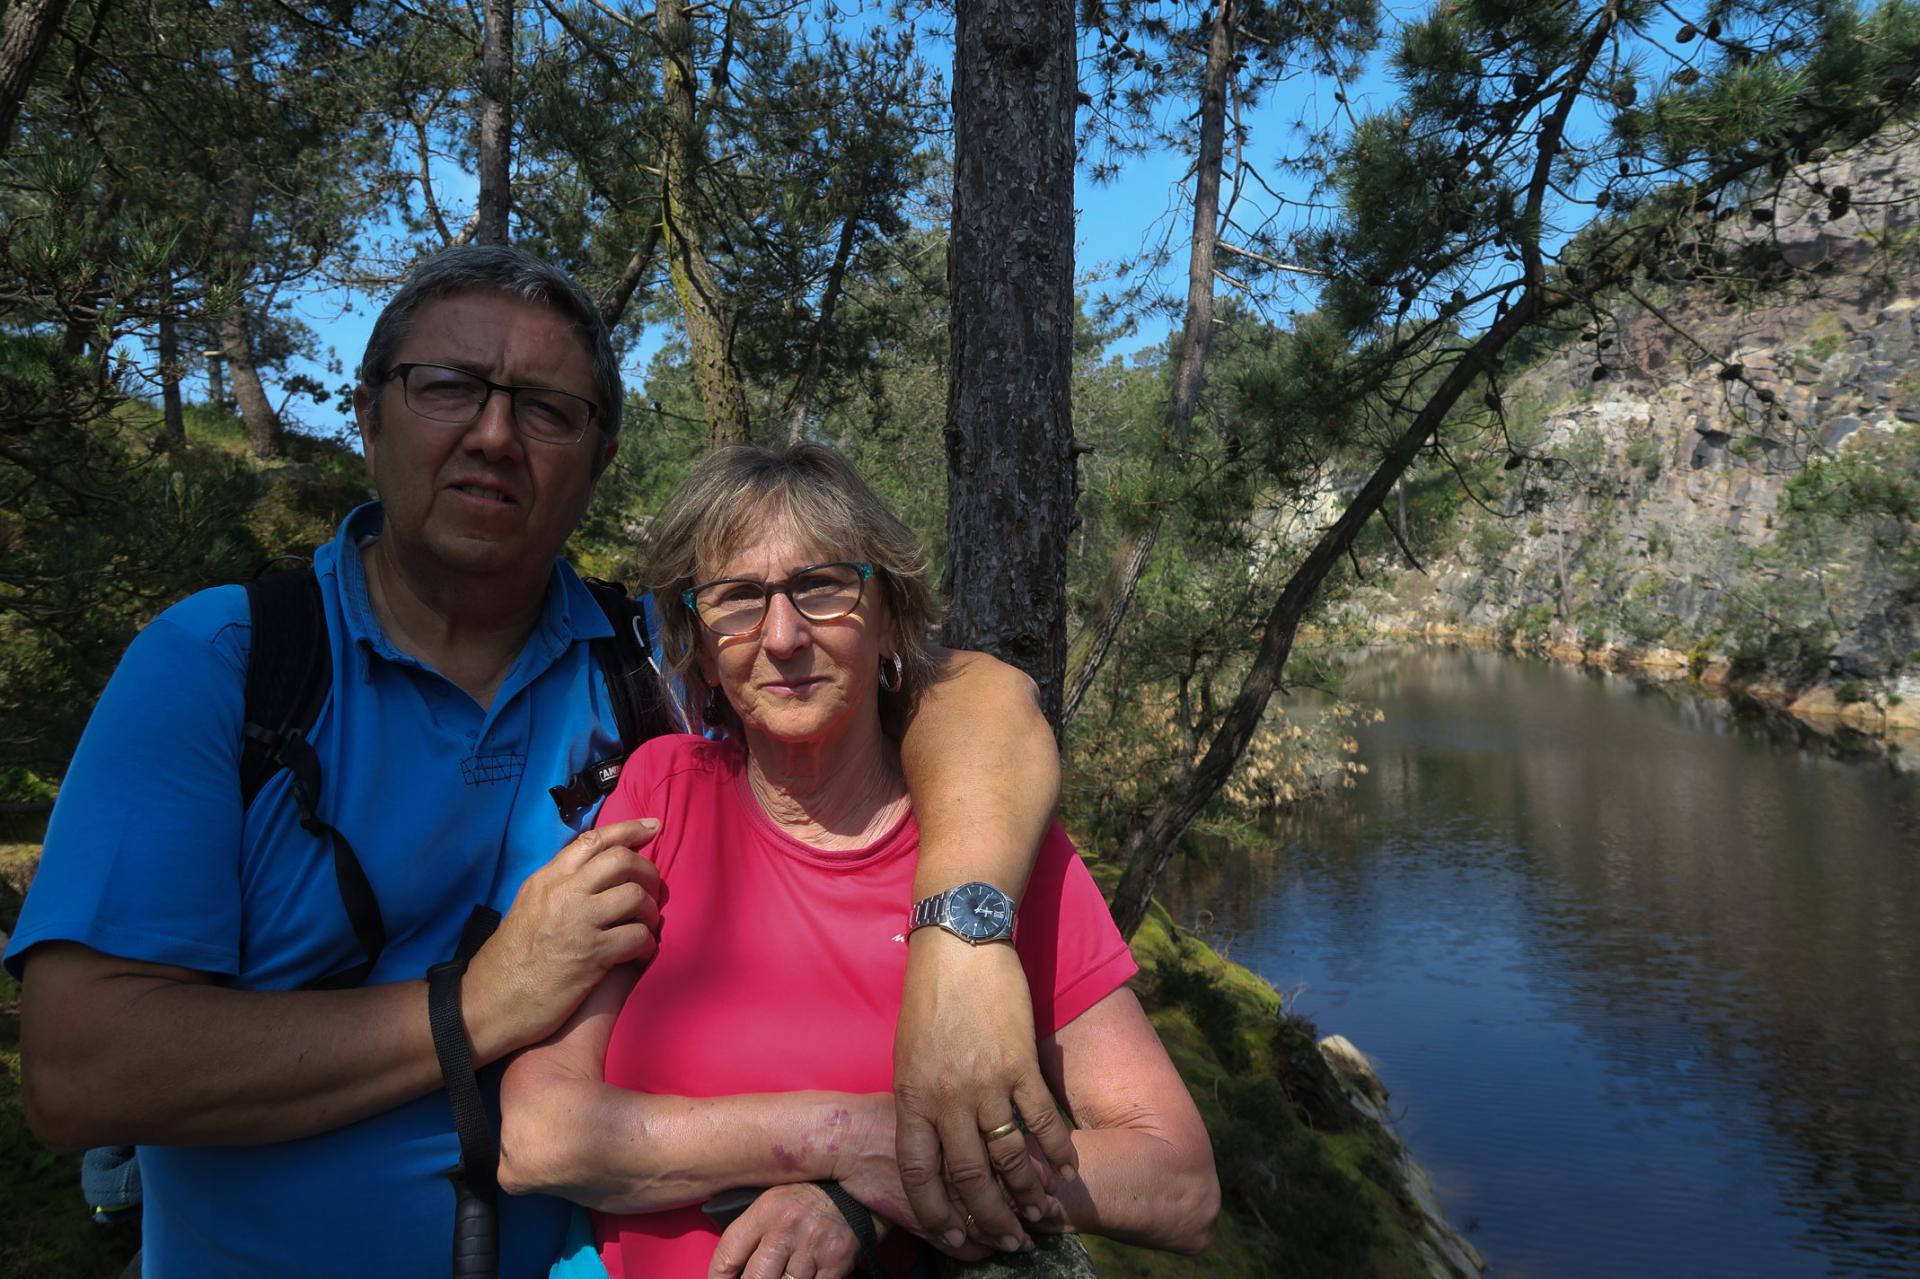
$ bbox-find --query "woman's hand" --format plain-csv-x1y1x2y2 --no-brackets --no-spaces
708,1184,860,1279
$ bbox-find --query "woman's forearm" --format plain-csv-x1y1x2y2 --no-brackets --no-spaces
497,1078,890,1215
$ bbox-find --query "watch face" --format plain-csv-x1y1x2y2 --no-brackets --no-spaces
948,882,1013,940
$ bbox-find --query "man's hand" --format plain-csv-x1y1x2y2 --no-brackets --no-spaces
893,930,1075,1253
464,818,662,1063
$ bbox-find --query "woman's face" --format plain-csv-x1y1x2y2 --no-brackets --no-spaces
695,519,894,748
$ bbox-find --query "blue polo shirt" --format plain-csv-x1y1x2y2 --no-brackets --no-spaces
6,502,639,1278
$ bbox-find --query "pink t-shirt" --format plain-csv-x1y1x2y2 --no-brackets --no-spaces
590,734,1139,1279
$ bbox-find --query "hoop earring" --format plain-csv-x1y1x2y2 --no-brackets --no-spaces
703,686,729,727
879,652,904,694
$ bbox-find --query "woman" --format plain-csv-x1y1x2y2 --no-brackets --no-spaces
499,445,1217,1279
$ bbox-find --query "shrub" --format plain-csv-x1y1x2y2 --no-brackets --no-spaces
1687,634,1721,677
1619,579,1674,646
1509,603,1555,644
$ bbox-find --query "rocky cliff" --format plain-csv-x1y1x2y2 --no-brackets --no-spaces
1353,123,1920,738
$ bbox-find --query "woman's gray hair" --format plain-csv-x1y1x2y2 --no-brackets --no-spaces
642,444,944,727
358,244,623,444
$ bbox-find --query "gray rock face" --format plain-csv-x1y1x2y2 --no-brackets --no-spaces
1831,592,1920,680
1354,125,1920,706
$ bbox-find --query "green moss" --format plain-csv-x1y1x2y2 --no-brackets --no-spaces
1090,865,1457,1278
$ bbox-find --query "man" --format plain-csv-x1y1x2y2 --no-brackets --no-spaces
7,246,1071,1276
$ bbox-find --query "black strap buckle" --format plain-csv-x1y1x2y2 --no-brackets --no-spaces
549,754,626,824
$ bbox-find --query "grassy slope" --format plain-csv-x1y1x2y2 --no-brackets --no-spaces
3,847,140,1279
3,406,363,1277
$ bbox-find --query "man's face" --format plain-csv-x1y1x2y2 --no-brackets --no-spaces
355,291,616,592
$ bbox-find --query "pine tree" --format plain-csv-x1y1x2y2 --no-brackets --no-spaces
1107,0,1920,935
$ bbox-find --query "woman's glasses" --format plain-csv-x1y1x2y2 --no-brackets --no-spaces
684,562,874,636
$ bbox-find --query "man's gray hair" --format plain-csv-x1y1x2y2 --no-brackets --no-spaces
358,244,623,442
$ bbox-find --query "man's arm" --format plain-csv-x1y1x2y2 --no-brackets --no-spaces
894,646,1071,1252
20,822,660,1151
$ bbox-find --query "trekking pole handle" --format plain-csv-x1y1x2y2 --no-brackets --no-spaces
451,1180,498,1279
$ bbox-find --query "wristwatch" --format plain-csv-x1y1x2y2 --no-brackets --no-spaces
909,881,1017,945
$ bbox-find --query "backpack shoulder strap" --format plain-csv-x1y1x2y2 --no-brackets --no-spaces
239,565,386,989
582,578,676,749
549,579,676,824
239,567,332,808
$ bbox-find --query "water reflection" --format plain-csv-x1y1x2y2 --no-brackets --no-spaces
1162,648,1920,1278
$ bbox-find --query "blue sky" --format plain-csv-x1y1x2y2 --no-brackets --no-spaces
175,0,1710,444
276,143,1256,441
242,13,1416,442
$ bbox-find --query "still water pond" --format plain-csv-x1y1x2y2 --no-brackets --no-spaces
1160,648,1920,1278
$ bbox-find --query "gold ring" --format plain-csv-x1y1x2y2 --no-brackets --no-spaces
964,1213,977,1233
982,1118,1021,1142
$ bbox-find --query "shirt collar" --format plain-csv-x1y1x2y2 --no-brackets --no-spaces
321,501,613,683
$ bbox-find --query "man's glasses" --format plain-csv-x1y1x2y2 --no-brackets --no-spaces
387,363,600,446
684,562,874,636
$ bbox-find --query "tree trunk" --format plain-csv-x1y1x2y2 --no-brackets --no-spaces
1555,515,1571,621
658,0,750,445
1107,292,1551,939
476,0,512,245
221,307,282,458
158,276,185,450
0,0,67,156
204,339,226,408
1060,2,1235,728
943,0,1079,728
219,178,283,458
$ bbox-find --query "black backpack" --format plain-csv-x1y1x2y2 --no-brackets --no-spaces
236,564,676,1277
